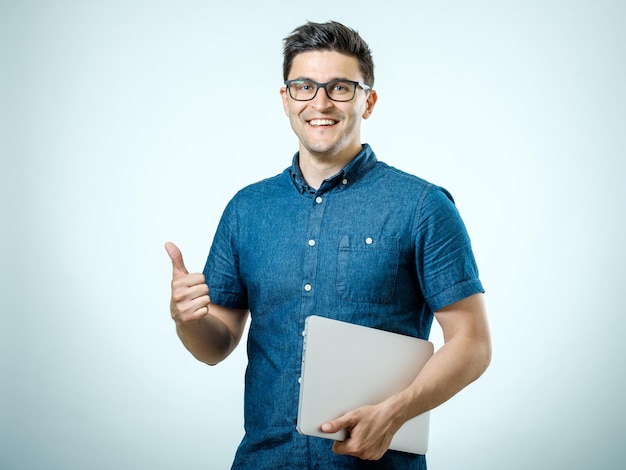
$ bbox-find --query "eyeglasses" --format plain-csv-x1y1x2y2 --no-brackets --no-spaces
285,79,371,102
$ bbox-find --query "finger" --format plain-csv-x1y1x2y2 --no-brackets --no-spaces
178,297,211,321
170,273,209,311
321,415,352,434
321,422,336,434
331,439,351,456
170,286,211,323
330,430,359,457
171,273,208,292
165,242,189,277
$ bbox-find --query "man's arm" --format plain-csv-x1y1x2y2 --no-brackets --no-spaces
322,293,491,460
166,242,249,366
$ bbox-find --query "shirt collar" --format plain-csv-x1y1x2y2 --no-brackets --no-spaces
289,144,378,195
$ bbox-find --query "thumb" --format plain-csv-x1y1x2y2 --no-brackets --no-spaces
164,242,189,277
321,415,351,434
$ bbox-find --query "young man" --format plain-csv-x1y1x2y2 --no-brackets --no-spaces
166,21,491,469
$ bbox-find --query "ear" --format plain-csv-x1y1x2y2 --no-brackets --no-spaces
280,87,290,116
362,89,378,120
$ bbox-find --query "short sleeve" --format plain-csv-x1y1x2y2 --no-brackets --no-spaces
415,186,484,312
203,197,249,310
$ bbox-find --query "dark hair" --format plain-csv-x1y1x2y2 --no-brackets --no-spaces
282,21,375,87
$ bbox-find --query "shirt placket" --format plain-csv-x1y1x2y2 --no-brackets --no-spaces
300,193,327,320
297,191,328,467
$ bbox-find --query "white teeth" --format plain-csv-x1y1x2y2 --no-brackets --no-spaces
309,119,337,126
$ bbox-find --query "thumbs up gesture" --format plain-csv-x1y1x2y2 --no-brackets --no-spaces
165,242,211,325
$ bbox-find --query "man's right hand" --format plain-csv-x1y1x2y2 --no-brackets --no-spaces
165,242,211,325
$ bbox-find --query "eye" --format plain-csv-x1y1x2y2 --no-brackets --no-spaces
294,81,315,91
330,81,352,94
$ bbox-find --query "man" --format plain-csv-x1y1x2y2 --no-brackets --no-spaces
166,21,491,469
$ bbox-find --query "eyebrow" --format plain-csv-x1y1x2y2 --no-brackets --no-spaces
290,76,355,82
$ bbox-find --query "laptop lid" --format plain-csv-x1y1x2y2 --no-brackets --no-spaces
296,315,434,455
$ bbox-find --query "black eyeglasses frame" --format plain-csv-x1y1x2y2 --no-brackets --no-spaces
284,79,372,102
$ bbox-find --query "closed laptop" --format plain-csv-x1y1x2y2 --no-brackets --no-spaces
297,315,434,455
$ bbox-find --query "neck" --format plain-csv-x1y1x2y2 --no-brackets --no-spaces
298,145,362,190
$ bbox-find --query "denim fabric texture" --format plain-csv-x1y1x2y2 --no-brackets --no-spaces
203,144,483,469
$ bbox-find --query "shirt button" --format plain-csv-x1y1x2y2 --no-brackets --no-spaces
342,178,348,185
315,196,323,204
365,237,373,245
308,239,316,247
304,283,312,292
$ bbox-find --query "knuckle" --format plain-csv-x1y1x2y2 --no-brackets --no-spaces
171,290,186,303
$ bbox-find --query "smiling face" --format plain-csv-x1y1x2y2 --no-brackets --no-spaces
280,50,377,166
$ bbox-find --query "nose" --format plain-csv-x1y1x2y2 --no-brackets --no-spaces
310,84,334,109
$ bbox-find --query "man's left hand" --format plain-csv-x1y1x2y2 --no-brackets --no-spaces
321,402,403,460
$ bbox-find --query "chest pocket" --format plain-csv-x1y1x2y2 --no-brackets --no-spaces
335,235,400,304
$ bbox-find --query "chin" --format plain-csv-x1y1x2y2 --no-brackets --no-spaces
303,138,345,156
308,146,340,158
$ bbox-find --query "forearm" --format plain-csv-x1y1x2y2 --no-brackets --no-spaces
388,294,491,426
390,334,491,422
176,313,241,366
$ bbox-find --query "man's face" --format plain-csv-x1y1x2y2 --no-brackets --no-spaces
280,50,377,162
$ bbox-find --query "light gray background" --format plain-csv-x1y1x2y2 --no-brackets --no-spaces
2,1,624,468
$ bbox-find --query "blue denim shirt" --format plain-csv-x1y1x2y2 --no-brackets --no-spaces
204,144,484,469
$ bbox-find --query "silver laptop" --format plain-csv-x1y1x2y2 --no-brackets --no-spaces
296,315,434,455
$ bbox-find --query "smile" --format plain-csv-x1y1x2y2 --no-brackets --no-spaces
308,119,337,126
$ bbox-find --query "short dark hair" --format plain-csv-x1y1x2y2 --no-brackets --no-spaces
282,21,375,87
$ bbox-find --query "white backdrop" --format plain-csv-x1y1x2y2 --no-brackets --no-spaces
2,1,625,469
